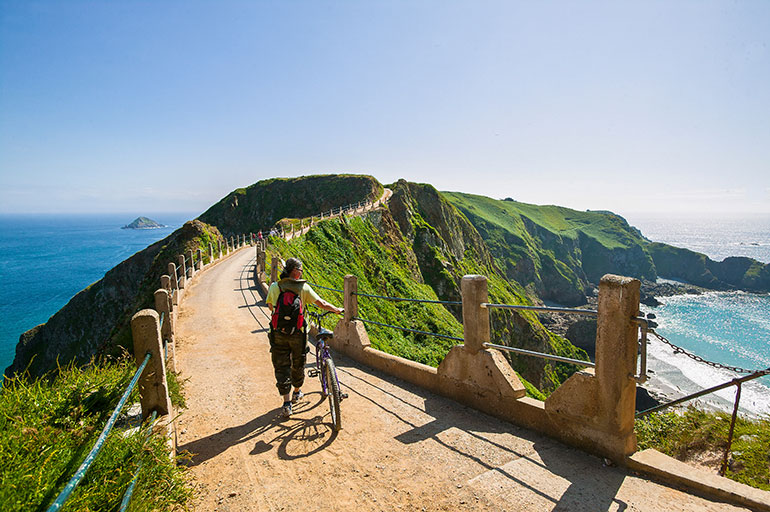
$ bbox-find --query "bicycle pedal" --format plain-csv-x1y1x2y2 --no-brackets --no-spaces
308,370,319,377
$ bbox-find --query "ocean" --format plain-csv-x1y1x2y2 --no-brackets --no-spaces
627,213,770,417
0,213,196,375
1,212,768,417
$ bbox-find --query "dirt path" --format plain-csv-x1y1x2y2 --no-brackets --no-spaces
175,246,750,512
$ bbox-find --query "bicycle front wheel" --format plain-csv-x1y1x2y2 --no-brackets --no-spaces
324,358,342,432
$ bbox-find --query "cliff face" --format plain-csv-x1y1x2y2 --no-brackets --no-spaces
199,174,382,236
6,220,223,378
648,243,770,292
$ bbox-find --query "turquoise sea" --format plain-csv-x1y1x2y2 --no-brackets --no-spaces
0,213,195,375
1,212,768,417
627,213,770,417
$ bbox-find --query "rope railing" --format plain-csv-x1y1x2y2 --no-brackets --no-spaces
353,316,464,342
46,352,152,512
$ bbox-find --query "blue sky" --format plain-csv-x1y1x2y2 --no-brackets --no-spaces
1,1,768,218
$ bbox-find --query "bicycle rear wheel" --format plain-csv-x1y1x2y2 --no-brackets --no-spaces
324,358,342,432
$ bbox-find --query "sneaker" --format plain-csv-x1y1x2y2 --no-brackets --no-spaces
281,402,292,418
291,390,304,403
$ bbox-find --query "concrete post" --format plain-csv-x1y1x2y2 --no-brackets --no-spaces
196,249,203,270
188,250,195,277
130,309,173,419
344,275,358,323
209,243,214,262
218,239,223,258
167,263,179,305
154,288,176,373
230,236,234,252
461,275,490,354
160,274,171,292
177,255,187,289
257,249,266,279
595,274,641,456
270,256,279,283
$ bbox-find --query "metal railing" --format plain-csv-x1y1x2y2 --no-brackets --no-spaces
481,302,653,382
46,352,152,512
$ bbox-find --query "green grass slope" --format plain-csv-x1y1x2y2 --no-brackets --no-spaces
443,192,656,305
271,182,589,393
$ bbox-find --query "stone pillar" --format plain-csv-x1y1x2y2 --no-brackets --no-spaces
344,275,358,323
196,249,203,271
595,274,641,455
270,256,279,283
130,309,173,419
177,255,187,289
461,275,490,354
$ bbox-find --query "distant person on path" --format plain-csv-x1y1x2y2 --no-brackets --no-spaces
266,257,343,417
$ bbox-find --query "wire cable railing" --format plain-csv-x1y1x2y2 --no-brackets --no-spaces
46,352,152,512
353,316,464,342
354,291,462,306
483,343,596,368
118,410,159,512
306,281,343,293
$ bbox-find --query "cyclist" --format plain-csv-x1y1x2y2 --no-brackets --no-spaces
266,257,343,417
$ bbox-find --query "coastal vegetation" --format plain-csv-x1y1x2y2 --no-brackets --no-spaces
0,358,190,511
635,407,770,491
5,173,769,498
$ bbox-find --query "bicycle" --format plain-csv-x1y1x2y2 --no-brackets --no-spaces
307,309,347,431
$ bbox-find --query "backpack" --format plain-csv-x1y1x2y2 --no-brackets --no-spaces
271,282,305,335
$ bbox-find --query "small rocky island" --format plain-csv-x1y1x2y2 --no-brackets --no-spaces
121,216,165,229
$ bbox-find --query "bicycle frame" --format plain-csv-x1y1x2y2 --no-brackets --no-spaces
315,340,333,395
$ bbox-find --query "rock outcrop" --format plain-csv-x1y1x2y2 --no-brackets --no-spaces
122,216,164,229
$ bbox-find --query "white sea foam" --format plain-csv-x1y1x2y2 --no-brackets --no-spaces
645,335,770,418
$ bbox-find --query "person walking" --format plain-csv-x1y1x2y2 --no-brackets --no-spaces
266,257,342,417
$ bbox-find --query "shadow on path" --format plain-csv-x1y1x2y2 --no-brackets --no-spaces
178,393,338,466
332,351,627,510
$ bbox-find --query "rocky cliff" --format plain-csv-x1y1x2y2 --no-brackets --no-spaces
199,174,382,236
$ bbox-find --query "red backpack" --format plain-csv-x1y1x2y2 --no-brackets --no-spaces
271,284,305,335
